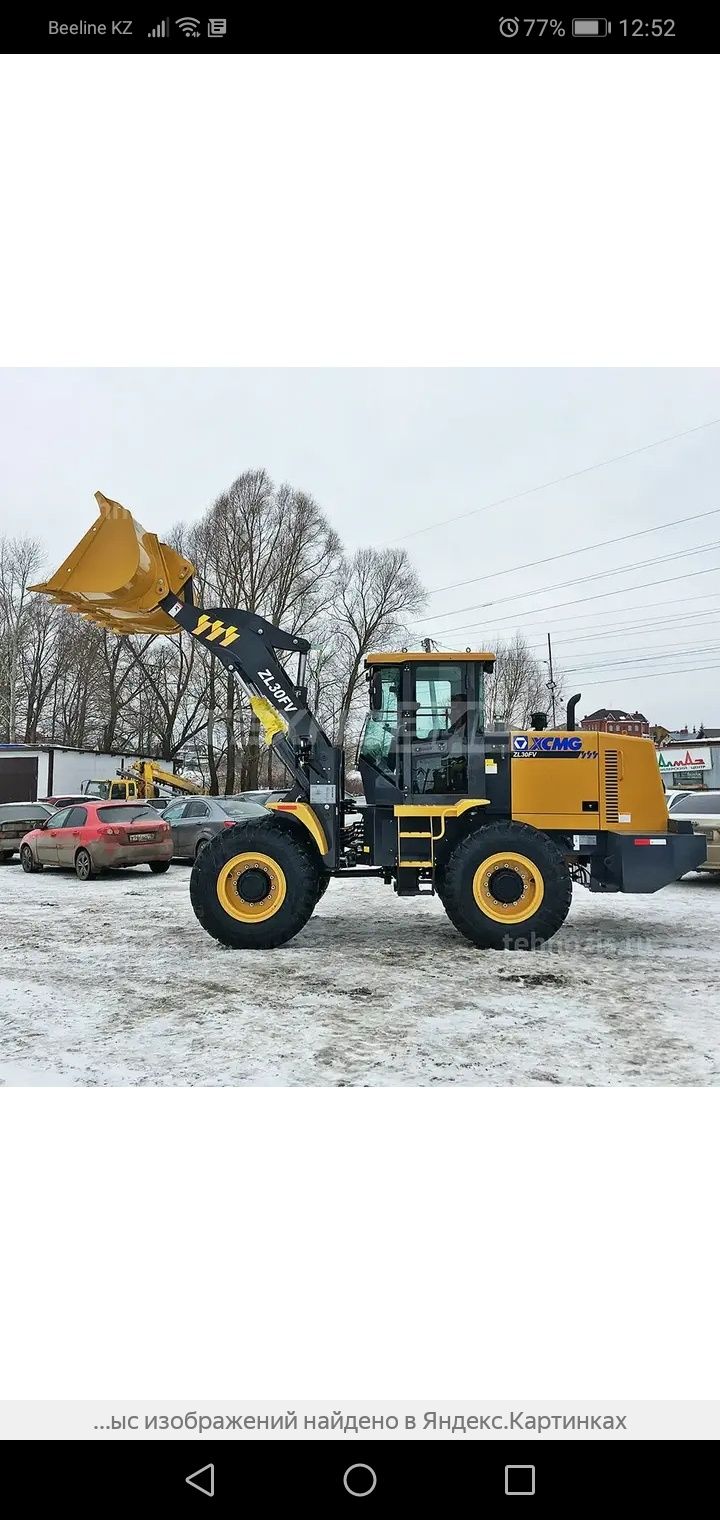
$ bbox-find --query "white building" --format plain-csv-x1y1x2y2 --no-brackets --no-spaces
0,743,144,803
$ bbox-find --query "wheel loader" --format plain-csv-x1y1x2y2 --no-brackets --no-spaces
30,493,705,951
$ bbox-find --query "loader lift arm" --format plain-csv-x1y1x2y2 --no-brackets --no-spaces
30,493,344,868
159,592,344,864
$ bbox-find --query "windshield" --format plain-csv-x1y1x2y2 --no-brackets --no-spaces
84,780,109,799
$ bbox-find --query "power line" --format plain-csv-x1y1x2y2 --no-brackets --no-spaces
580,661,720,690
423,539,720,626
412,589,720,640
564,643,720,674
522,609,720,651
416,562,720,641
427,504,720,597
465,589,720,632
527,631,720,661
389,415,720,544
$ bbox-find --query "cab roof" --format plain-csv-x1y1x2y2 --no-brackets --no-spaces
365,651,496,666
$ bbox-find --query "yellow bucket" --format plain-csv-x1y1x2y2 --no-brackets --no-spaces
30,492,196,635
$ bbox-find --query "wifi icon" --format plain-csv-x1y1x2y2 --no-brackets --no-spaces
175,15,200,34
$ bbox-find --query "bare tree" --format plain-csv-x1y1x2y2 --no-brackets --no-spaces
482,632,555,728
0,536,45,741
192,470,343,789
330,547,426,747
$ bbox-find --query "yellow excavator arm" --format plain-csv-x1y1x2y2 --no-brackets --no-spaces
132,760,202,797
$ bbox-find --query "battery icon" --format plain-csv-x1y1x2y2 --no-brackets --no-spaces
572,18,609,35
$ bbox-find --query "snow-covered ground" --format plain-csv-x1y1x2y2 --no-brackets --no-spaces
0,862,718,1086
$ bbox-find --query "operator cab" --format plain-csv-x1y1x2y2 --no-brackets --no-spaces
357,651,495,805
82,777,138,801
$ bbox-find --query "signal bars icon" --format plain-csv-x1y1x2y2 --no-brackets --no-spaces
148,15,201,35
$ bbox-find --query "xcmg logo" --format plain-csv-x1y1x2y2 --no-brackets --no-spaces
513,734,584,756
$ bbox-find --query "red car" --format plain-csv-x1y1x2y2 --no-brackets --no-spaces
20,800,173,881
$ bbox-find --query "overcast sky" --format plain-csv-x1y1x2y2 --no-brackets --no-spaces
1,367,719,728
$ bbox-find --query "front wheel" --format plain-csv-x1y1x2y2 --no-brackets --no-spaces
190,817,320,948
441,821,572,950
20,845,41,873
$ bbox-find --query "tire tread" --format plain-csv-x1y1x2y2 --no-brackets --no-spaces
441,820,572,950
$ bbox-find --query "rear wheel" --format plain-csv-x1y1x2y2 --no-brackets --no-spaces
441,821,572,950
149,861,171,874
75,848,95,882
0,850,13,862
20,845,41,873
194,836,209,859
190,817,320,948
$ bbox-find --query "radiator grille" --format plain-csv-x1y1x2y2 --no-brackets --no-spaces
604,750,619,822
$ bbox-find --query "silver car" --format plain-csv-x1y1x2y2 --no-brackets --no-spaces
668,790,720,874
0,801,54,860
163,795,267,862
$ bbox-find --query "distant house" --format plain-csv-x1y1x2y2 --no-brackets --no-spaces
663,727,699,743
580,707,649,737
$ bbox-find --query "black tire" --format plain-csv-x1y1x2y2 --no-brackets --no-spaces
149,861,171,874
74,848,95,882
0,850,13,862
194,836,209,860
441,821,572,951
190,816,320,948
315,872,331,902
20,844,41,873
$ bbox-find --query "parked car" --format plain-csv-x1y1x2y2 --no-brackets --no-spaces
0,801,54,860
668,790,720,875
163,795,266,861
234,789,289,805
19,800,173,880
41,794,89,808
664,789,692,808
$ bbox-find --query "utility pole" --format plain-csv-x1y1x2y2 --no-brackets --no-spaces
546,632,557,727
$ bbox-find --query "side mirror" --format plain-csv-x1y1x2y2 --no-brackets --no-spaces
369,671,382,711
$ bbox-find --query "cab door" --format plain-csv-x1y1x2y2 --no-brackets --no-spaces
409,662,469,798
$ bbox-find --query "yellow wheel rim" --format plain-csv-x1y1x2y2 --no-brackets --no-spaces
216,851,287,923
472,851,544,924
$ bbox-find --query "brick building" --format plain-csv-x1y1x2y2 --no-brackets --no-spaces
580,707,650,737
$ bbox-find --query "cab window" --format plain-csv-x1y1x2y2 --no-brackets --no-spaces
414,663,466,739
358,666,401,777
